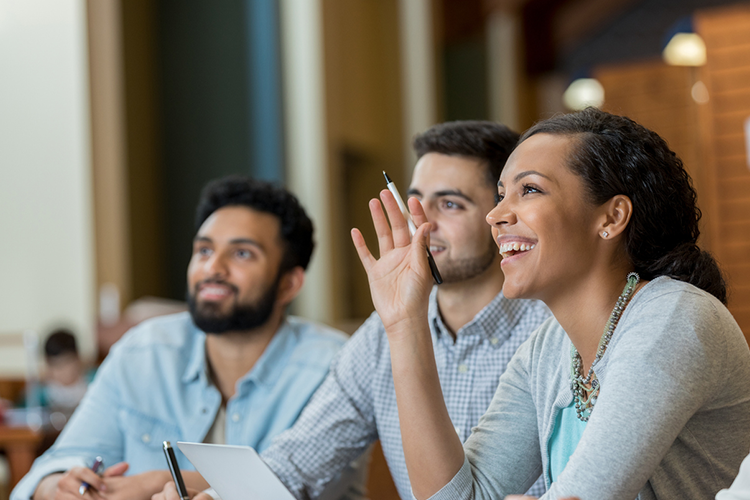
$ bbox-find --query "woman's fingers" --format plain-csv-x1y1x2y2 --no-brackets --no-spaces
378,190,412,248
408,197,431,248
369,197,394,255
352,190,432,282
351,228,377,273
408,196,428,227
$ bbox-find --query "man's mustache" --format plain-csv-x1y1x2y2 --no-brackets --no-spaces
194,279,239,295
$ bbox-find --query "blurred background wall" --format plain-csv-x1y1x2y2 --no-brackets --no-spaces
1,0,749,368
0,0,95,372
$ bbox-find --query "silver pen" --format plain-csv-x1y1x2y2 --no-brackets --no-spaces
383,171,442,284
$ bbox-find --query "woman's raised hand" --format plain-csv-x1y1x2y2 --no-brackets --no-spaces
351,190,434,336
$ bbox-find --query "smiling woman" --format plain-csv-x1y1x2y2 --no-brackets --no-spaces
351,108,750,500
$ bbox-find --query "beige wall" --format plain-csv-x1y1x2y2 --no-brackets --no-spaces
0,0,95,374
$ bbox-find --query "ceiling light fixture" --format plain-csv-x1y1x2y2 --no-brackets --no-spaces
563,78,605,111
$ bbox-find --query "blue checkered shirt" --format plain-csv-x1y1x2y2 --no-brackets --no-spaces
262,288,551,499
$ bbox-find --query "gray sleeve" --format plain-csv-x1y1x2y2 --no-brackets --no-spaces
261,316,381,500
545,289,728,500
428,335,543,500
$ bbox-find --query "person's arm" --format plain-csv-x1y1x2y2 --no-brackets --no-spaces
429,332,544,500
351,192,464,499
12,346,130,500
13,330,207,500
261,315,381,499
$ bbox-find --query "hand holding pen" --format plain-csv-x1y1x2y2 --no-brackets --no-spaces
383,171,442,285
351,183,436,334
78,456,104,496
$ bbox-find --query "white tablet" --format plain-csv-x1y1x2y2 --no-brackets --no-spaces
177,442,295,500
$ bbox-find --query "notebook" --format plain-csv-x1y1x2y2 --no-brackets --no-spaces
176,442,295,500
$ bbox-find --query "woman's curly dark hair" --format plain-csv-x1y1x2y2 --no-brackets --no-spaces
520,107,727,304
195,176,314,273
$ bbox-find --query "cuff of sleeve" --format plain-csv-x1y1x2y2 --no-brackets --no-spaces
421,456,473,500
258,455,305,499
10,456,88,500
202,488,221,500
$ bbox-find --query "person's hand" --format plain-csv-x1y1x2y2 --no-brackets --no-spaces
33,468,108,500
151,481,211,500
351,191,434,336
102,462,129,478
99,468,172,500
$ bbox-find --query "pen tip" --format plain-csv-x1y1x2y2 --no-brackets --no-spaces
383,171,392,184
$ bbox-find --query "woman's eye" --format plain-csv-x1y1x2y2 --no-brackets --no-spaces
495,193,504,204
522,185,541,196
198,247,212,257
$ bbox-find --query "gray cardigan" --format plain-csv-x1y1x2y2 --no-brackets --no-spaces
430,277,750,500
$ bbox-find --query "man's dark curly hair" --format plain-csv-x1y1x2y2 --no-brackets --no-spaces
195,176,314,273
521,107,726,304
413,121,520,187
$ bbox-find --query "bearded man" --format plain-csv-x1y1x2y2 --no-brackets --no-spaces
13,177,347,500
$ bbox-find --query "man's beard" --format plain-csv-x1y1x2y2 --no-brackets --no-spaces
437,238,498,284
187,277,280,334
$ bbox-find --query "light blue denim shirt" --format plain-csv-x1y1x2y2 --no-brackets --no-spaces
12,312,347,500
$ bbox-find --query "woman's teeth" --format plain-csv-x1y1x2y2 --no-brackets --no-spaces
499,242,536,258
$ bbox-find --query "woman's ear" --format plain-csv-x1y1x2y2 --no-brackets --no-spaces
599,194,633,240
276,266,305,306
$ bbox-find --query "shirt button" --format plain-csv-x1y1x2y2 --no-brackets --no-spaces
232,413,240,422
458,364,468,373
141,433,151,443
490,337,499,345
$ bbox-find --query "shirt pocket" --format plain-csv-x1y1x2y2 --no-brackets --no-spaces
118,407,189,472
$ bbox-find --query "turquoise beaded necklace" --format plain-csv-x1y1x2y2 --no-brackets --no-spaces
570,272,640,422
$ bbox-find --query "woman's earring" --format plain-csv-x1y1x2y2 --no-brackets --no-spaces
601,231,609,238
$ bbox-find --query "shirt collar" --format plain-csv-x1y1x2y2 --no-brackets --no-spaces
237,317,295,389
181,317,296,388
430,288,518,348
183,321,208,384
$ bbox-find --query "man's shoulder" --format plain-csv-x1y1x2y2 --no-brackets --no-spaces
346,311,388,347
495,294,550,315
487,294,552,331
114,311,199,352
278,316,348,375
285,315,348,351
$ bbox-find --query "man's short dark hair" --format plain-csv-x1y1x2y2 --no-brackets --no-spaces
195,176,314,273
45,329,78,358
412,121,520,186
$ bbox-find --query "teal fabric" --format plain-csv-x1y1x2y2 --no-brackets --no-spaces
547,402,587,484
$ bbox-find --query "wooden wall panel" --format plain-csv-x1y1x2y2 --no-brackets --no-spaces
724,243,750,263
718,221,750,245
596,5,750,342
595,62,705,231
696,3,750,341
